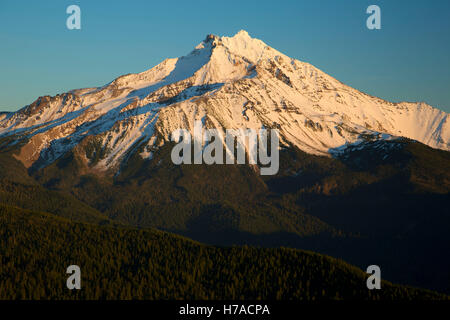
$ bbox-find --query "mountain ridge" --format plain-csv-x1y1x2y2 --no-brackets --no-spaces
3,203,447,300
0,30,448,172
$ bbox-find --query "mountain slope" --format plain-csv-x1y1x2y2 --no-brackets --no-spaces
0,30,449,297
0,148,109,224
11,136,447,293
0,203,446,300
0,30,448,172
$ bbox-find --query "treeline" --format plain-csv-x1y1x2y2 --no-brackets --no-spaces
0,204,446,300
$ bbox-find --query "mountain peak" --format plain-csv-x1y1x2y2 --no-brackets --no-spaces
0,30,448,172
204,33,218,43
204,30,251,43
207,30,271,66
234,29,251,38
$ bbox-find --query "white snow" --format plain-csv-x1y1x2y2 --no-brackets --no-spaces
1,30,448,170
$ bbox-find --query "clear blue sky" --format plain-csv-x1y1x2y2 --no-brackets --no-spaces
1,0,449,112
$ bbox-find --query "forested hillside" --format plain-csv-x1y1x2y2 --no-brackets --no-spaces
0,138,449,294
0,204,446,300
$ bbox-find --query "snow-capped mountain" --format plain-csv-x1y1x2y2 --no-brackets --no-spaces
0,30,448,171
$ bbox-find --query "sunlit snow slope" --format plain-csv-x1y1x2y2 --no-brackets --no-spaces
0,30,448,171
